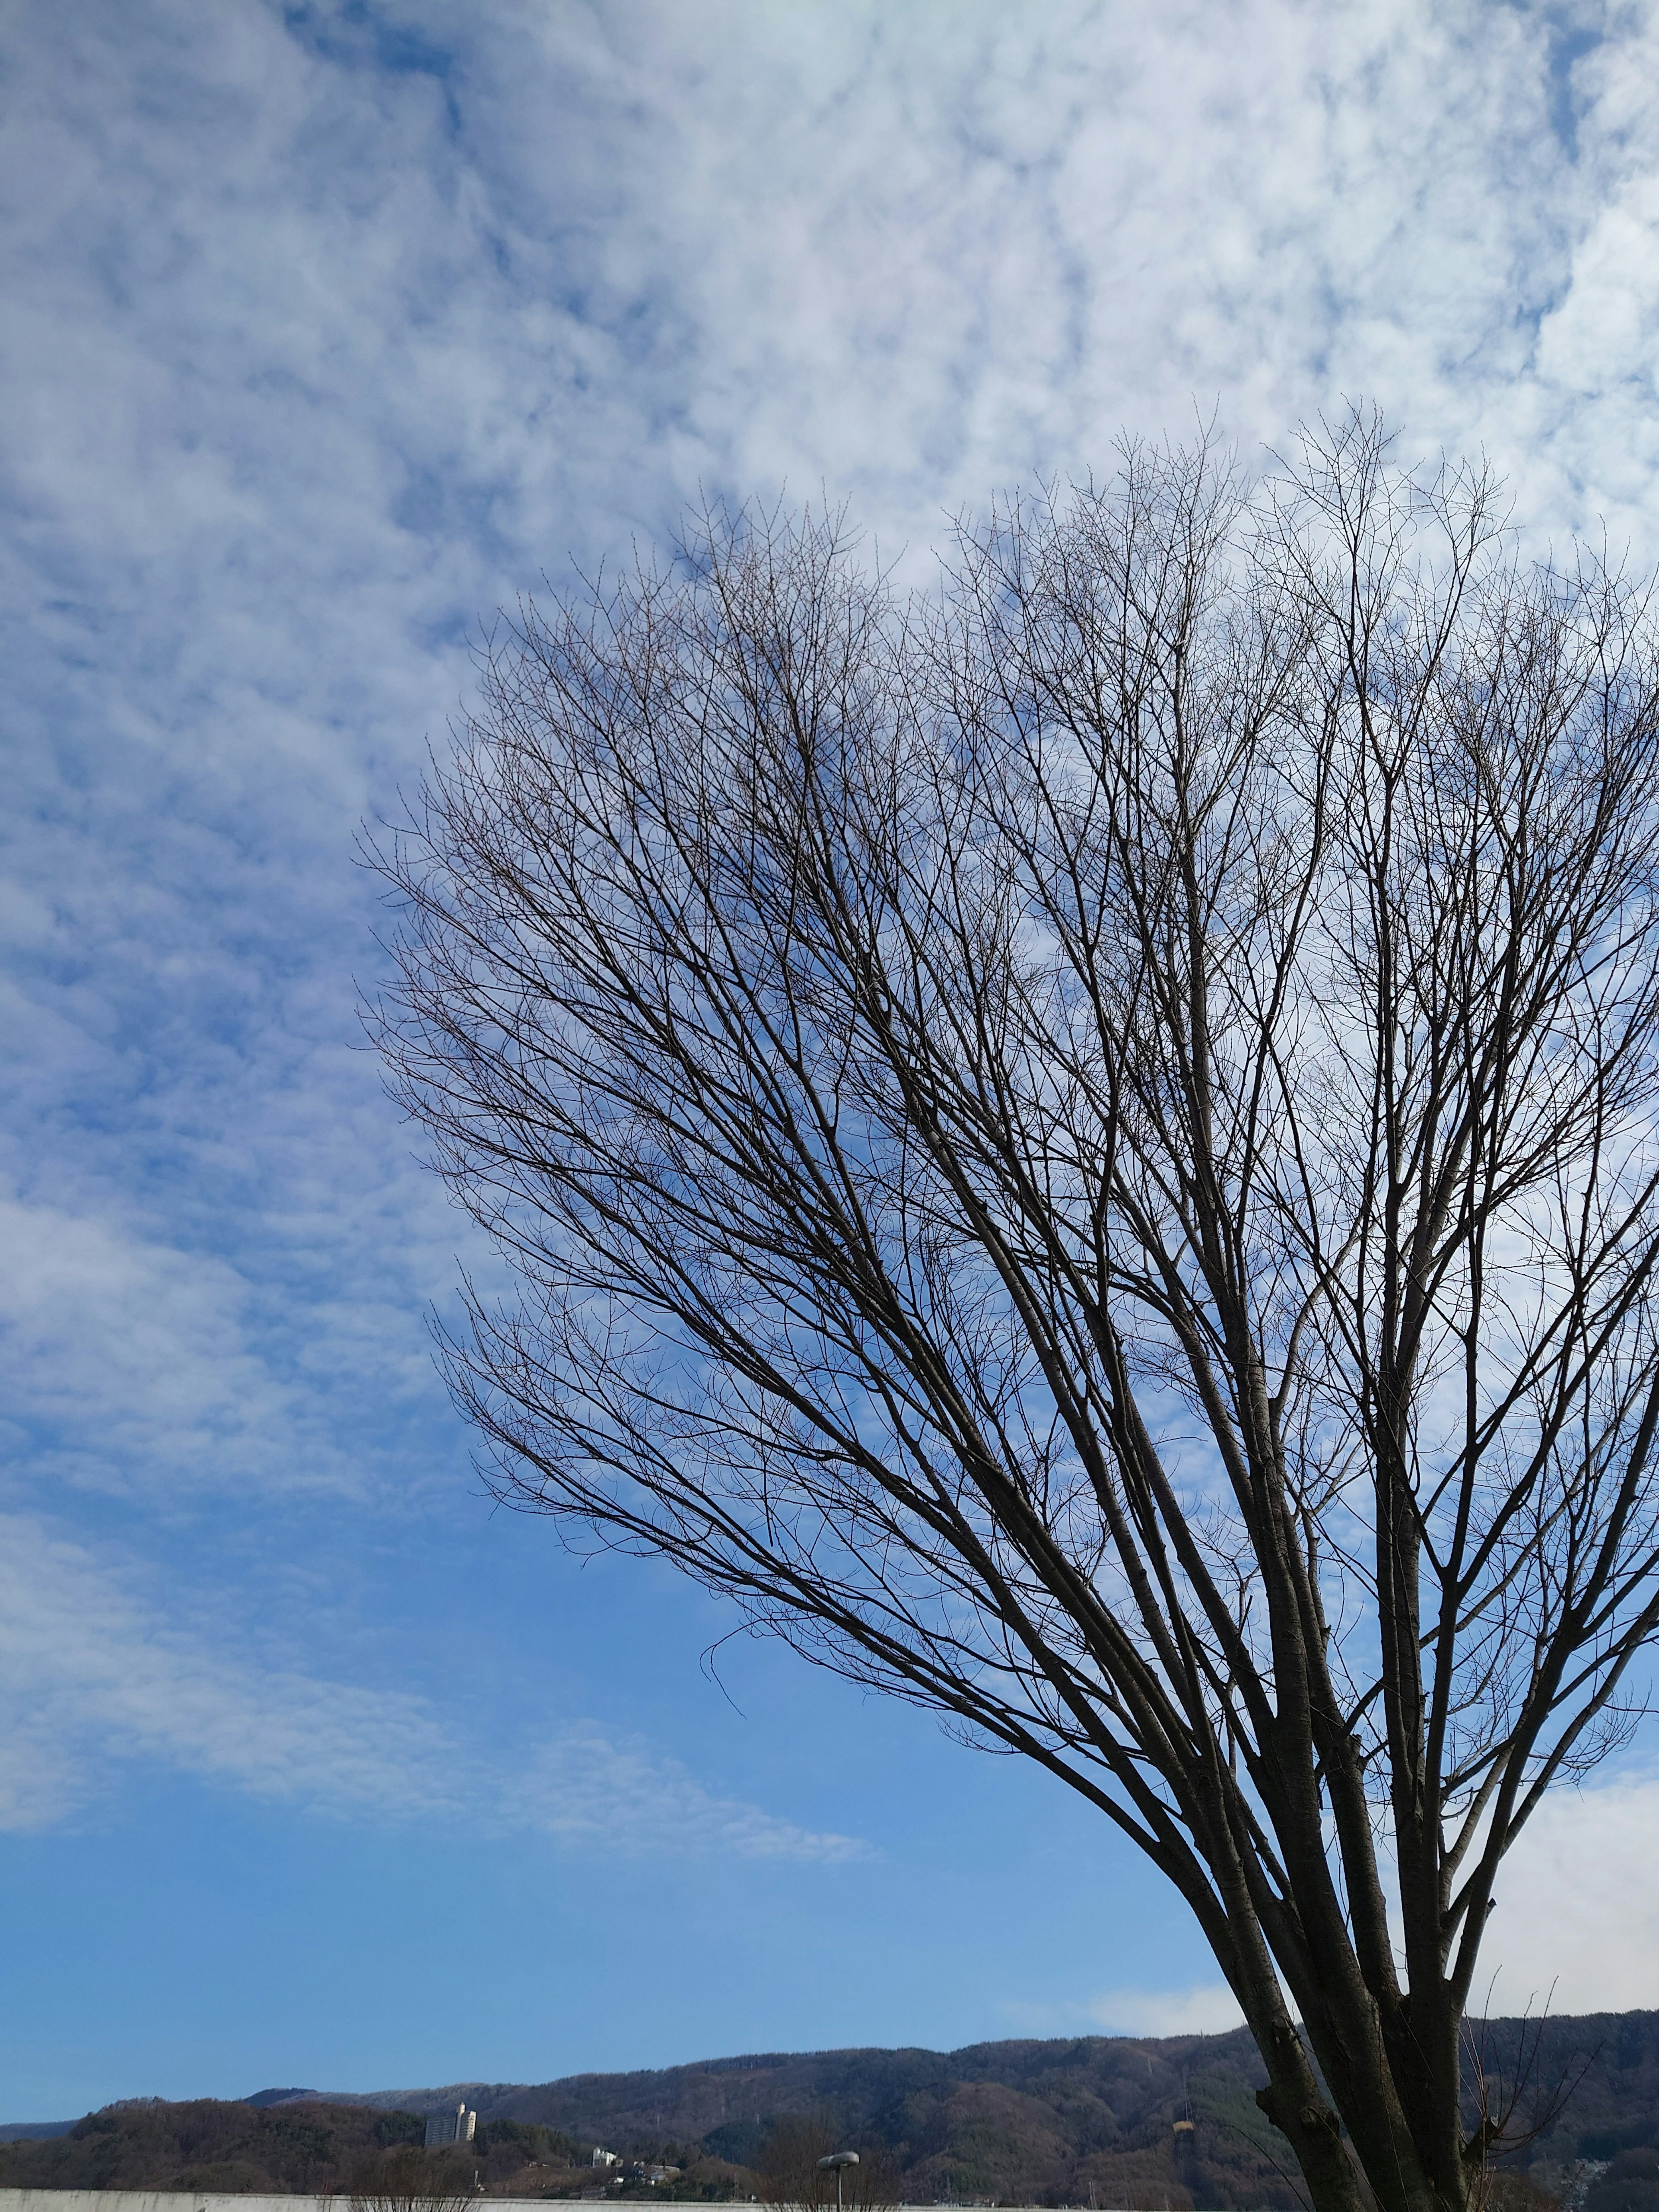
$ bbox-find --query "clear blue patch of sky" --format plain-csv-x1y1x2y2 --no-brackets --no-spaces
1544,9,1603,160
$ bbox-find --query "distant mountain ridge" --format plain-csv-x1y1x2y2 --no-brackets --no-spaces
10,2015,1659,2207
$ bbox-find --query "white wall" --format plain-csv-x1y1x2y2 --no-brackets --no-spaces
1,2195,353,2212
0,2199,1012,2212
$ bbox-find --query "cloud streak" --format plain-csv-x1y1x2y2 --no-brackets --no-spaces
0,1512,858,1864
511,1726,867,1864
0,1183,397,1500
1002,1984,1246,2039
0,1512,453,1830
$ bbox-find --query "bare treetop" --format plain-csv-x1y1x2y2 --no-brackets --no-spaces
372,410,1659,2212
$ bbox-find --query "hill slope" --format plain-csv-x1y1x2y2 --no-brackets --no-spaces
289,2013,1659,2201
10,2014,1659,2207
0,2102,596,2201
471,2030,1292,2207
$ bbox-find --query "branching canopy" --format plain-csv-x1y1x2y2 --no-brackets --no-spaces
372,413,1659,2212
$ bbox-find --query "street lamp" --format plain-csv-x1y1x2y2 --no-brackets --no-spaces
816,2152,859,2212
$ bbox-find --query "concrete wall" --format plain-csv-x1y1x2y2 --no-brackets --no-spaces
0,2196,568,2212
0,2197,601,2212
1,2194,359,2212
0,2199,1073,2212
0,2198,1023,2212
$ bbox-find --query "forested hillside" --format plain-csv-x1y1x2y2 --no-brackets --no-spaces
8,2014,1659,2207
463,2029,1299,2207
0,2103,617,2201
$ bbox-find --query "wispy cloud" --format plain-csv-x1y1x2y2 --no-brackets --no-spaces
1084,1986,1246,2038
0,1512,863,1865
0,1512,457,1830
0,1185,390,1500
1,0,1652,1543
1001,1985,1244,2040
510,1725,867,1864
0,0,1643,1538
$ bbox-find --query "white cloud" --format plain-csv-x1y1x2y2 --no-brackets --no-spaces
0,1511,863,1864
511,1724,868,1864
1483,1774,1659,2017
1001,1983,1245,2039
0,1183,372,1497
0,1510,455,1829
0,0,1646,1546
1084,1984,1246,2037
1007,1768,1659,2037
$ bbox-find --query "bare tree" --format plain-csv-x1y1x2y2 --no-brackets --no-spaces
371,410,1659,2212
756,2115,900,2212
347,2147,474,2212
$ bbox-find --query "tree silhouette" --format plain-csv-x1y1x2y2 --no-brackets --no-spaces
374,411,1659,2212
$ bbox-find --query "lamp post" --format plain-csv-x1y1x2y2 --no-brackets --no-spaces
816,2152,859,2212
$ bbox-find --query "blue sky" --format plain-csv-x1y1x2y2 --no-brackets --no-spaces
6,0,1659,2121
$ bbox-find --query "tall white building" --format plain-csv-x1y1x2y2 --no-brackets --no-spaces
424,2103,478,2149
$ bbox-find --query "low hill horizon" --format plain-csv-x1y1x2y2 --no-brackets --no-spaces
8,2013,1659,2207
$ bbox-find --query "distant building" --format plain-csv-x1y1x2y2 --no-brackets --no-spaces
426,2103,478,2149
592,2148,621,2169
